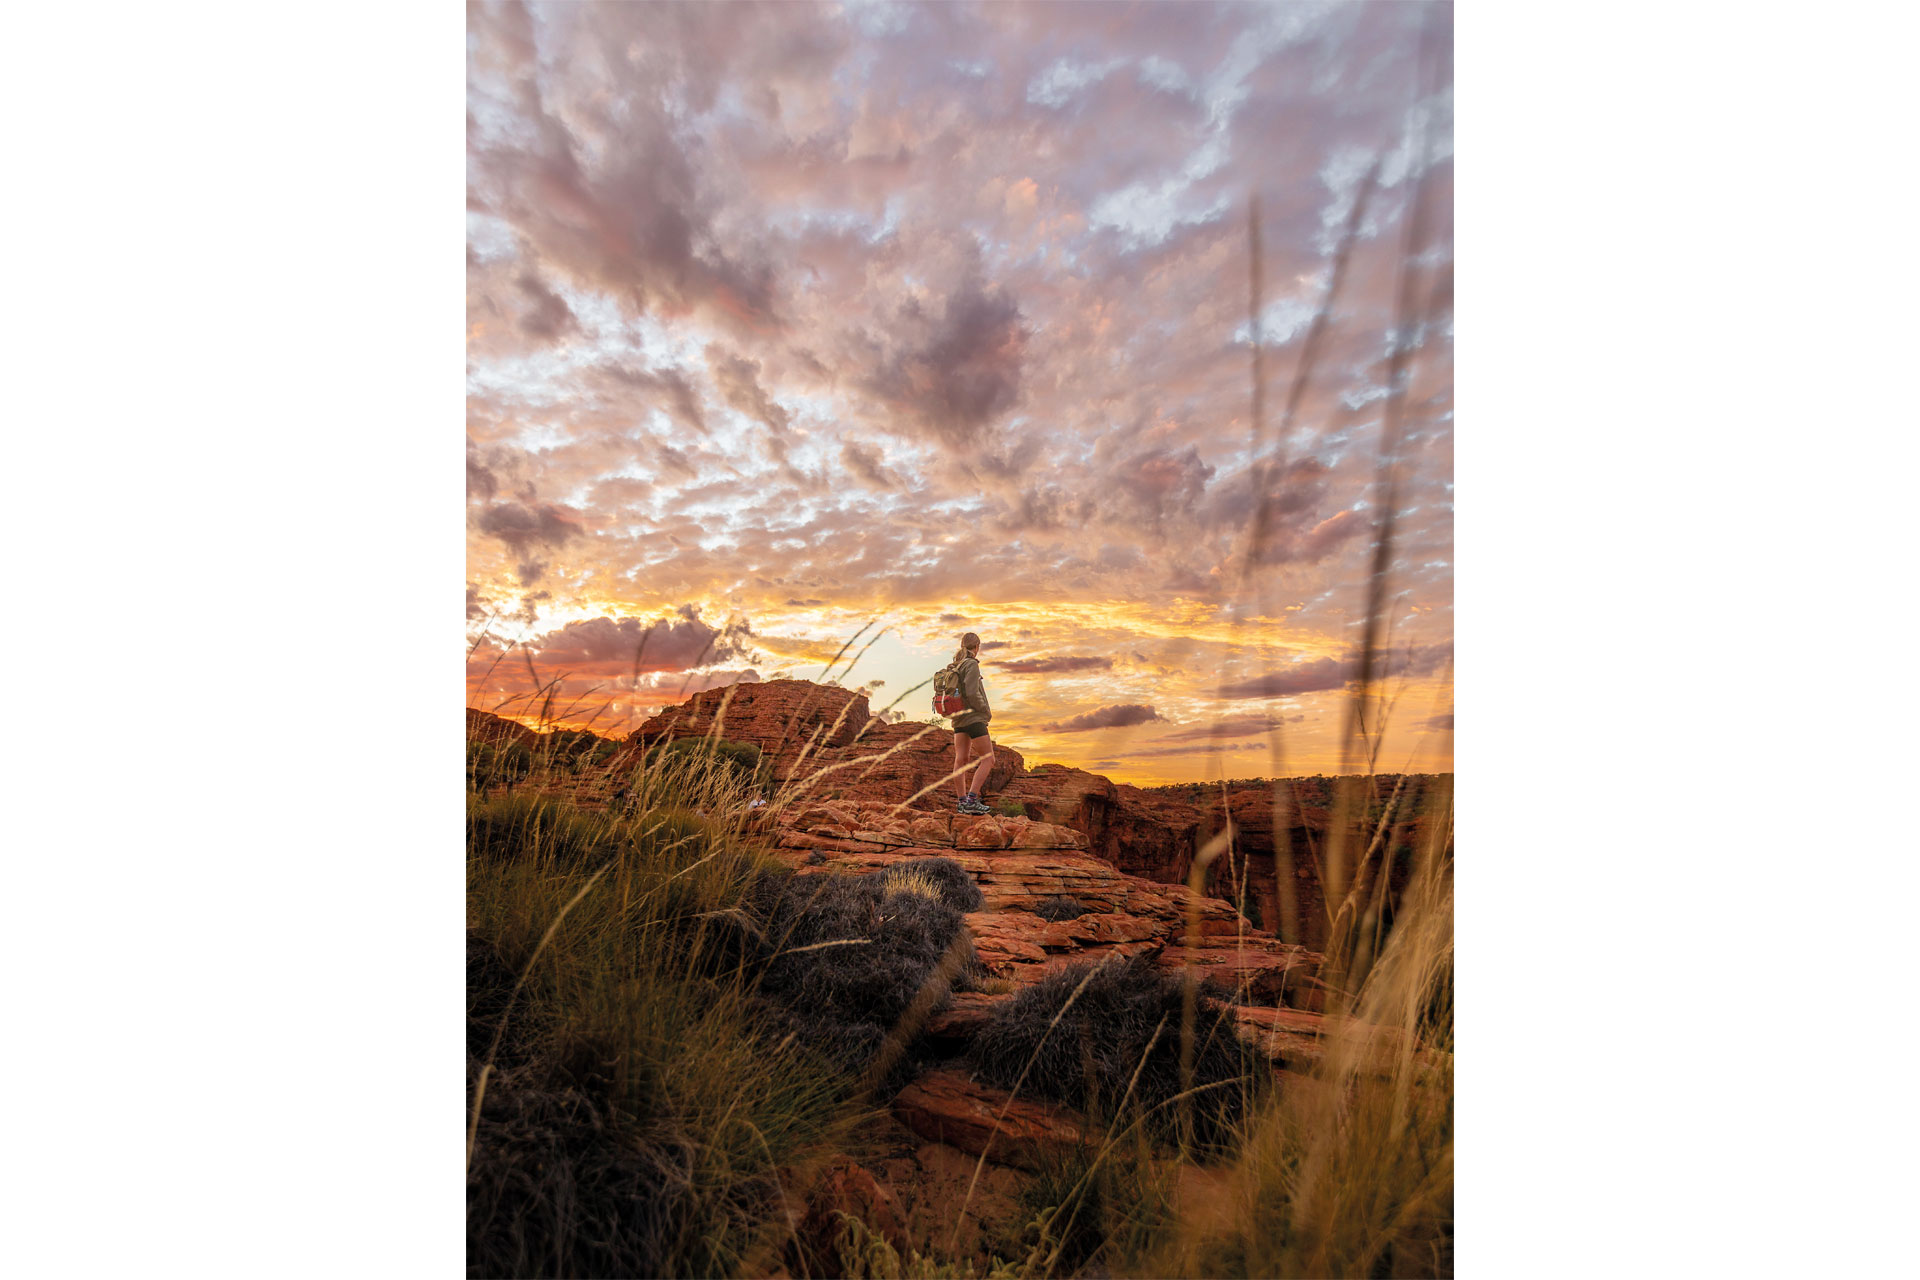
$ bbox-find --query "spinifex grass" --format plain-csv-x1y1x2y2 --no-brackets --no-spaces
466,748,864,1278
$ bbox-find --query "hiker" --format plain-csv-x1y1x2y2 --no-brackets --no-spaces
945,632,995,815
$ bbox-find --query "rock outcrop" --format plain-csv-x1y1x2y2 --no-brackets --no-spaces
616,681,1447,950
756,798,1323,1004
486,683,1447,958
891,1069,1088,1172
742,788,1454,1163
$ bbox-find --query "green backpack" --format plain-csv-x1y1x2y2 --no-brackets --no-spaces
932,660,968,716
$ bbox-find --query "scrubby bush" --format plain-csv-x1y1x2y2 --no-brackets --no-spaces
1031,895,1089,922
878,856,983,912
467,739,534,793
988,798,1028,819
969,954,1256,1152
467,1062,701,1280
777,883,973,1062
467,741,496,792
701,858,984,1092
496,741,533,791
646,735,769,787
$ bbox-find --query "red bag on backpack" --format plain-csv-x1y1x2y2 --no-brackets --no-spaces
931,660,967,716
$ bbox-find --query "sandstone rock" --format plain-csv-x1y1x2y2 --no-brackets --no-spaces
885,1140,1028,1262
1154,937,1323,1005
996,763,1201,882
891,1069,1086,1171
967,925,1051,975
793,1163,908,1269
1230,1005,1447,1077
907,816,952,846
1228,1004,1333,1069
922,991,1005,1042
956,820,1006,850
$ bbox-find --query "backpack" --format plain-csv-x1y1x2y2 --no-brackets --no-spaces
931,659,969,717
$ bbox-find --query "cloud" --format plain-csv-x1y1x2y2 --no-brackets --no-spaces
1215,656,1350,700
709,347,793,437
514,269,578,340
1292,508,1368,562
476,500,585,584
1113,742,1267,758
525,607,755,675
467,584,490,619
1390,643,1454,678
1424,713,1453,731
864,271,1028,449
588,477,654,509
477,501,584,556
466,1,779,329
991,655,1112,674
840,439,899,489
750,633,848,664
1112,446,1214,526
600,362,711,435
466,438,499,500
1040,703,1164,733
462,2,1452,776
1159,713,1298,742
631,667,764,699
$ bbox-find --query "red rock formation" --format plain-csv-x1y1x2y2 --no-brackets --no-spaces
996,765,1205,884
504,681,1449,970
634,679,1028,803
891,1069,1086,1171
761,819,1326,1006
466,706,539,748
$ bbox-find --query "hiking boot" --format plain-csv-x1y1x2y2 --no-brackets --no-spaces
957,793,991,815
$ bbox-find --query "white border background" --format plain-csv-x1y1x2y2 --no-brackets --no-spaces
4,2,1915,1275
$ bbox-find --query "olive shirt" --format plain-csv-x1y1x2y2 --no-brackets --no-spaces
951,655,992,732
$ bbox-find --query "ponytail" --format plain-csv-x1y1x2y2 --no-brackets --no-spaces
952,631,981,665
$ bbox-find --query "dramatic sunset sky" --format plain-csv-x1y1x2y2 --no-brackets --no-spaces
466,0,1453,784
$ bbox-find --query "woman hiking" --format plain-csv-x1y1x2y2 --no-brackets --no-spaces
945,632,995,815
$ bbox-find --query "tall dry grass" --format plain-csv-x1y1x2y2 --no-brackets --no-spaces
465,743,867,1277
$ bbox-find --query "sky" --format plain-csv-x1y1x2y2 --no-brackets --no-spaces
465,0,1453,785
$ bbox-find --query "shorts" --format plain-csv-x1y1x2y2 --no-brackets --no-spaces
957,721,991,740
